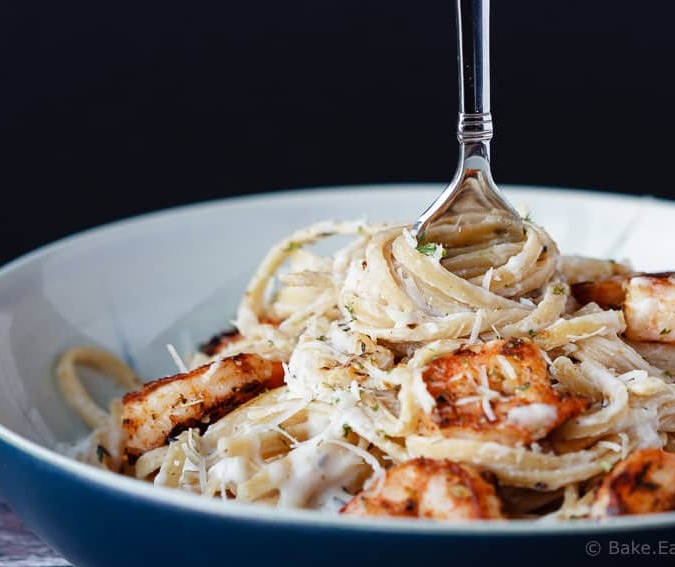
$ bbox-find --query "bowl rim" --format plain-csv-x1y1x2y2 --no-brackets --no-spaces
1,182,674,537
0,181,659,274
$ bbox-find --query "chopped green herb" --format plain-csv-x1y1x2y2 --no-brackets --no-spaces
370,403,380,412
515,382,531,392
96,444,111,463
522,212,532,222
415,242,447,258
661,328,672,335
284,241,302,252
345,304,355,316
317,335,328,342
552,284,566,295
527,329,538,338
342,423,352,438
600,460,613,473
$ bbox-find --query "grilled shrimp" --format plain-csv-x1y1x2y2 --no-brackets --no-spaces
571,276,627,311
341,458,504,520
571,272,675,343
122,354,284,458
591,448,675,517
624,274,675,342
199,329,242,356
420,338,588,446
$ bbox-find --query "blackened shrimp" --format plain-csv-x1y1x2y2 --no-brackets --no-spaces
572,272,675,343
591,448,675,517
420,338,588,446
341,458,504,520
122,354,284,458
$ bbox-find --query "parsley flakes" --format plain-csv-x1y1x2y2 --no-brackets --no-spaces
96,444,111,463
416,242,447,258
283,241,302,252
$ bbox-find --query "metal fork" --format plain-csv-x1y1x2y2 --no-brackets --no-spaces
412,0,523,243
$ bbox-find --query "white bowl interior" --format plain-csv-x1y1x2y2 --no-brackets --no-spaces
0,184,670,454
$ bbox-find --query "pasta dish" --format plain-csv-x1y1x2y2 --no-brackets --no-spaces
56,210,675,521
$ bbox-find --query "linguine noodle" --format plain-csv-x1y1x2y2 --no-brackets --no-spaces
56,212,675,520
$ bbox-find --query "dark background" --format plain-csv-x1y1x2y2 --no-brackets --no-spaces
2,1,674,266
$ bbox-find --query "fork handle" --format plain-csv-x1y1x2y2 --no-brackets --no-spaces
456,0,493,151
